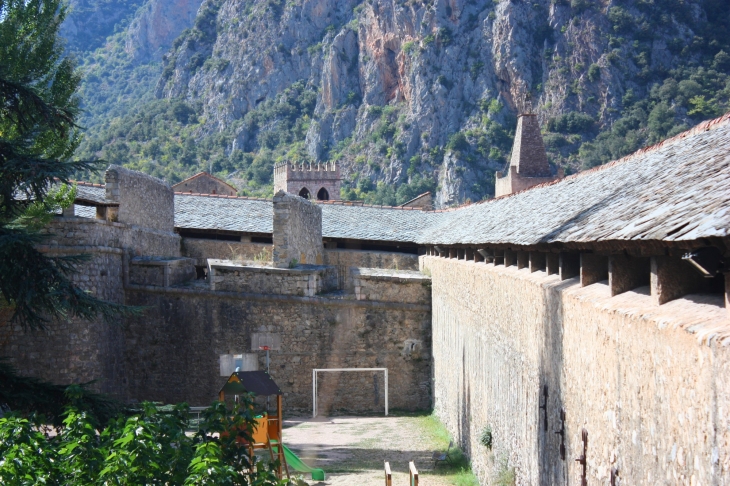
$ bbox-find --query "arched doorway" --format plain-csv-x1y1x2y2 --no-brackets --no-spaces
298,187,310,199
317,187,330,201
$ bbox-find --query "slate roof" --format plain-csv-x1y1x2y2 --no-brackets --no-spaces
174,193,273,234
70,114,730,247
320,203,439,242
421,113,730,246
73,182,109,205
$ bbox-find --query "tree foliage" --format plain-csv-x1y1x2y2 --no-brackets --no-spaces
0,389,285,485
0,0,137,329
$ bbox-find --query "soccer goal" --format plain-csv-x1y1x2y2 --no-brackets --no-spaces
312,368,388,417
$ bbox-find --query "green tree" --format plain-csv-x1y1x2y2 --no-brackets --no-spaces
0,0,134,329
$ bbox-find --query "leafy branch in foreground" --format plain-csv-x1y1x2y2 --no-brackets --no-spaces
0,389,286,485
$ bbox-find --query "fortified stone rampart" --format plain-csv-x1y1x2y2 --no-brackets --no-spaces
0,247,126,395
106,165,175,232
423,254,730,485
207,260,339,297
323,248,419,271
272,191,324,267
42,216,180,257
181,238,272,266
129,257,196,287
122,284,432,411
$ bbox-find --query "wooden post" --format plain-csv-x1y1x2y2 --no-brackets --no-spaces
409,461,419,486
384,462,392,486
277,394,284,479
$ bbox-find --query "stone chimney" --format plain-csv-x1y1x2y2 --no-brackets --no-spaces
495,114,561,197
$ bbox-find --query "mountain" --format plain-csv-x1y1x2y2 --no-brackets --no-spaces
70,0,730,207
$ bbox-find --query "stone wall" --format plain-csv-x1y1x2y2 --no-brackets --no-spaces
105,165,175,232
324,249,419,271
0,248,126,396
208,261,338,297
272,191,323,268
424,255,730,485
42,216,180,257
129,257,196,287
122,286,432,412
353,269,431,304
181,238,272,265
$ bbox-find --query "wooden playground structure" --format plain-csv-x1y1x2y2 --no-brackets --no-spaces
219,370,288,479
219,370,325,482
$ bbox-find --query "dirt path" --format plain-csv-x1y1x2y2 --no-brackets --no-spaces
281,415,459,486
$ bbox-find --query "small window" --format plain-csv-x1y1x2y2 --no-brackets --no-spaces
299,187,310,199
317,187,329,200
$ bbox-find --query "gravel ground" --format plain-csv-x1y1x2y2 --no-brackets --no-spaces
281,415,459,486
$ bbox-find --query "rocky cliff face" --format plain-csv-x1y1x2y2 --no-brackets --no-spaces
125,0,204,61
72,0,730,206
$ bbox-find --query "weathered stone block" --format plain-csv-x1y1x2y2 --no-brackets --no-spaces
580,253,608,286
609,254,650,296
651,255,707,305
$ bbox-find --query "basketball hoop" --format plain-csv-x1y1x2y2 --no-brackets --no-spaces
259,346,270,351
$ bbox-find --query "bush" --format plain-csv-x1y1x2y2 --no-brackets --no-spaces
479,425,493,449
0,391,284,485
546,112,594,134
587,63,600,82
446,132,470,153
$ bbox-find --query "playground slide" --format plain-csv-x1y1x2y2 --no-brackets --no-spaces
272,443,326,481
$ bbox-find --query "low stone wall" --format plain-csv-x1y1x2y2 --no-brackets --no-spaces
129,257,196,287
44,216,180,257
353,269,431,304
424,255,730,485
208,261,338,297
181,238,272,265
123,287,432,412
324,249,419,271
273,191,323,267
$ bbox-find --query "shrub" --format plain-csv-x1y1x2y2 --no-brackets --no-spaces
0,393,283,485
587,63,600,82
546,111,594,134
479,425,493,449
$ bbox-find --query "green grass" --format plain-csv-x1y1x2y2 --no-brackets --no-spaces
414,413,480,486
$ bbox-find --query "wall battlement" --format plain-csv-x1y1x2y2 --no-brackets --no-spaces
273,162,341,200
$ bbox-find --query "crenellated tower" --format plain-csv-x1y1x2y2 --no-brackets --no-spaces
273,161,341,201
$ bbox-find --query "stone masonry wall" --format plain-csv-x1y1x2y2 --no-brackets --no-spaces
122,287,432,412
181,238,272,265
423,255,730,485
0,249,127,397
324,249,419,271
353,269,431,304
106,165,175,232
42,216,180,257
272,191,323,268
208,261,338,297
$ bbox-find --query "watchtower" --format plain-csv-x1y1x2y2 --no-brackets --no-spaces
273,162,341,201
494,114,562,197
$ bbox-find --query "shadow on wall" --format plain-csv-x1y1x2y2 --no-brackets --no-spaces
461,347,473,463
538,281,569,485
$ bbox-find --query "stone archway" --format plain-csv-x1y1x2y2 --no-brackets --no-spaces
317,187,330,201
299,187,310,199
